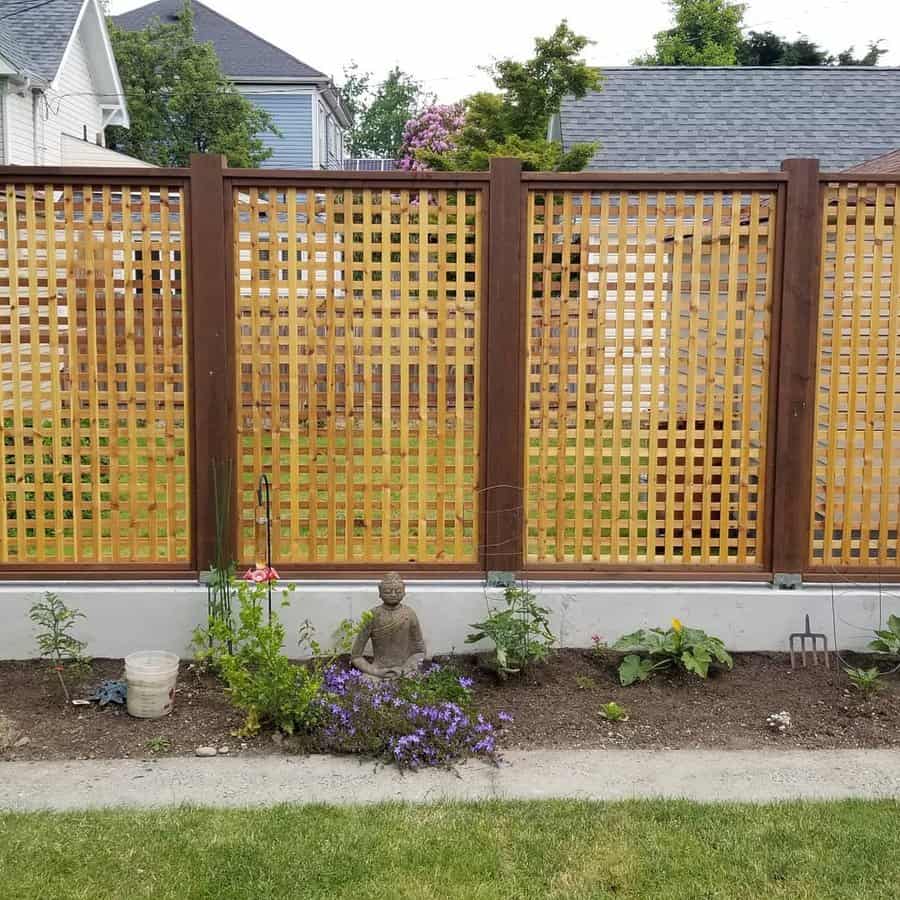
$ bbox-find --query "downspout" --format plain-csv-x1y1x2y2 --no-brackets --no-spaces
0,81,6,165
31,86,40,164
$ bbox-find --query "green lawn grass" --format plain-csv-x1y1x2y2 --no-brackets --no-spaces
2,800,898,899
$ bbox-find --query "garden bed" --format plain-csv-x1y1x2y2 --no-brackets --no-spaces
1,650,898,761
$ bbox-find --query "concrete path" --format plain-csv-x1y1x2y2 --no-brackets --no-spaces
2,750,900,811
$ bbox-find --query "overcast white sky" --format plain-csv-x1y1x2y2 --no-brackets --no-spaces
112,0,897,102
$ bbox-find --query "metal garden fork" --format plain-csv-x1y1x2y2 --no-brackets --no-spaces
789,614,830,669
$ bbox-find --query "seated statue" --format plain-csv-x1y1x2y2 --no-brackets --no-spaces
351,572,426,680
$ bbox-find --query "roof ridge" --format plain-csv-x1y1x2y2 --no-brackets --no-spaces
594,65,900,71
186,0,326,78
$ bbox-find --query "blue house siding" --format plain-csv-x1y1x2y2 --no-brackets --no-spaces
245,92,313,169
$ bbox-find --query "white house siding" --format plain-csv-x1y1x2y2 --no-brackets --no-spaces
4,83,34,164
3,27,106,165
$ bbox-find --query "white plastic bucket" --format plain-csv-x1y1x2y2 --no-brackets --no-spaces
125,651,180,719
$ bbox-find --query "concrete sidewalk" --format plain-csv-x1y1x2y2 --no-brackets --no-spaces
2,749,900,811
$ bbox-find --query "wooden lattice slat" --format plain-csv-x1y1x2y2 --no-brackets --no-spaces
525,188,778,565
811,182,900,566
234,185,482,564
0,183,190,563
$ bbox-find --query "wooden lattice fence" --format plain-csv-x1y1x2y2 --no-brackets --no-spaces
0,158,897,582
811,182,900,568
0,180,190,568
525,187,778,566
232,184,483,565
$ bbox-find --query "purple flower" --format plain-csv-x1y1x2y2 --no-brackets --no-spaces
458,676,474,689
498,711,513,723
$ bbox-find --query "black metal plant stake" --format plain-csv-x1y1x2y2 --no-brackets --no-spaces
257,473,273,622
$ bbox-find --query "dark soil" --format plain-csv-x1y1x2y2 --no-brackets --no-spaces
2,651,898,760
0,659,268,761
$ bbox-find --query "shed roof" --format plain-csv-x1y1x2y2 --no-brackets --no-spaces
557,67,900,171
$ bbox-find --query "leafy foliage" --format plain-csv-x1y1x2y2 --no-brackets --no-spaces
466,585,555,676
844,666,882,701
869,615,900,656
613,620,732,685
599,701,629,722
404,21,599,172
635,0,887,67
194,579,321,736
340,65,432,159
107,1,276,166
393,662,474,709
90,680,127,707
29,592,90,702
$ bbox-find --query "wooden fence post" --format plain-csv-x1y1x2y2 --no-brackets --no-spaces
770,158,822,586
188,153,234,573
482,157,525,581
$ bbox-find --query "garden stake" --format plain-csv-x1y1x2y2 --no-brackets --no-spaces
257,474,273,623
789,614,830,669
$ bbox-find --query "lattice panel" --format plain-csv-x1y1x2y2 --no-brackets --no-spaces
234,186,482,564
812,183,900,566
0,183,190,564
526,189,777,565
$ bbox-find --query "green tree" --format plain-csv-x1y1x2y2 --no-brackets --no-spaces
417,21,600,172
106,2,276,166
636,0,887,67
635,0,745,65
340,65,431,158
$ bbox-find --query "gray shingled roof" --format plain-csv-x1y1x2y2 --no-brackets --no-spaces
113,0,326,80
558,67,900,171
0,0,84,82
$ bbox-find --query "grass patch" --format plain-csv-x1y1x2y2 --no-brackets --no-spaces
2,800,899,899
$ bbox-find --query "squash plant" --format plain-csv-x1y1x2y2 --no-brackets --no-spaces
613,619,733,685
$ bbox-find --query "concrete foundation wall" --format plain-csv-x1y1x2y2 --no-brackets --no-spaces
1,580,893,660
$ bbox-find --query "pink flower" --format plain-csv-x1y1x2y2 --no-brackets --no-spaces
243,564,280,584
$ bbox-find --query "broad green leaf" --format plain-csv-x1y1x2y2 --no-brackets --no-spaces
618,654,656,686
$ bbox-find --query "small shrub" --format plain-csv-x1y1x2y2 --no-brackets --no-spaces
195,578,321,737
29,592,91,702
599,701,629,722
466,584,555,676
613,619,733,685
869,615,900,656
844,665,882,700
313,663,510,769
590,634,607,658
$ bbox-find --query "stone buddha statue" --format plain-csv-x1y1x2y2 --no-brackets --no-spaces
351,572,426,680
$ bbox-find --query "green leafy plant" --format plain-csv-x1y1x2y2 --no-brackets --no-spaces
195,578,321,737
613,619,733,685
575,675,597,691
869,615,900,656
844,666,883,700
145,736,171,754
466,584,555,677
299,611,375,664
599,701,629,722
29,592,91,702
394,663,475,709
89,680,127,707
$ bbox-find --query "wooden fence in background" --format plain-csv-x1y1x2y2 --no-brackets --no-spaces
0,156,896,582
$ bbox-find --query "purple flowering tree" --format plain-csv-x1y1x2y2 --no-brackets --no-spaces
397,104,465,171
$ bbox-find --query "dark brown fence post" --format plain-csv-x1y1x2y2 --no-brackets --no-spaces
482,157,525,581
770,158,822,586
188,153,234,573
